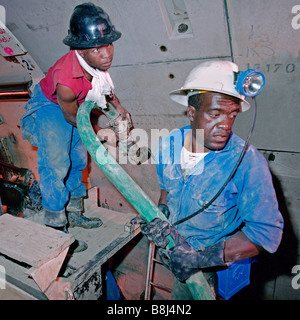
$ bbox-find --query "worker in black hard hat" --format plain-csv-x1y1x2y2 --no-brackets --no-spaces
20,3,130,252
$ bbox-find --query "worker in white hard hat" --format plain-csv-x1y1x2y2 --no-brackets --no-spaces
133,60,283,299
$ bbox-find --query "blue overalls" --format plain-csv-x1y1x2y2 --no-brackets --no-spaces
156,126,283,252
20,84,87,220
156,126,284,299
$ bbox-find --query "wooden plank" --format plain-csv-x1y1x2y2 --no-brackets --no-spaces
26,246,69,293
44,279,73,300
0,254,48,300
0,214,74,268
0,188,139,300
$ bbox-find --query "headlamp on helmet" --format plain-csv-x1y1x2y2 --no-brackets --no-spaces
235,69,265,97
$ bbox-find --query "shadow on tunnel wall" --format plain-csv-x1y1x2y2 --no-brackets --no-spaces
232,172,298,300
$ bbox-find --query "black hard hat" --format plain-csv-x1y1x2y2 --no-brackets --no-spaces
63,2,121,48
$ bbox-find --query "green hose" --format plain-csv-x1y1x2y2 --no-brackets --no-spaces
77,101,215,300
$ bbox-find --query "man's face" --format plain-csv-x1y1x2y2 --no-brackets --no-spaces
78,43,114,71
188,92,241,152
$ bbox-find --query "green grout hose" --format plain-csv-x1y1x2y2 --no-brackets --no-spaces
77,100,216,300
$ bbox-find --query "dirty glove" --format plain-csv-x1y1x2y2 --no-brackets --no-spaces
131,216,171,248
158,203,170,219
158,227,225,282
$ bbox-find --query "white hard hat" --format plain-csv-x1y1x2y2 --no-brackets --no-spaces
169,60,250,112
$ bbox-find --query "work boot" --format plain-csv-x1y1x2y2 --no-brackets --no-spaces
66,197,102,229
23,207,67,226
67,211,103,229
66,197,84,212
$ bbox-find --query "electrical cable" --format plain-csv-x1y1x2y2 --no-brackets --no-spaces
173,97,258,226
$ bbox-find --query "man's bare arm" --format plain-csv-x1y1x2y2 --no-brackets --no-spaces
224,231,263,263
56,84,79,127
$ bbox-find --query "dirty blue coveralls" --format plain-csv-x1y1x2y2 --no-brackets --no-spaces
20,84,87,214
156,126,284,298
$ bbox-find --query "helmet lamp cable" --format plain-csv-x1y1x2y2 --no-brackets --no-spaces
173,97,258,226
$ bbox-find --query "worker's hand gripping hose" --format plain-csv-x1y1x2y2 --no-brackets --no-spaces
95,102,151,165
77,101,216,300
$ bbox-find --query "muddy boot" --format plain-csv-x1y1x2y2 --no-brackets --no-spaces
44,208,68,228
23,208,67,226
66,197,102,229
67,211,103,229
70,238,88,253
66,197,84,212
